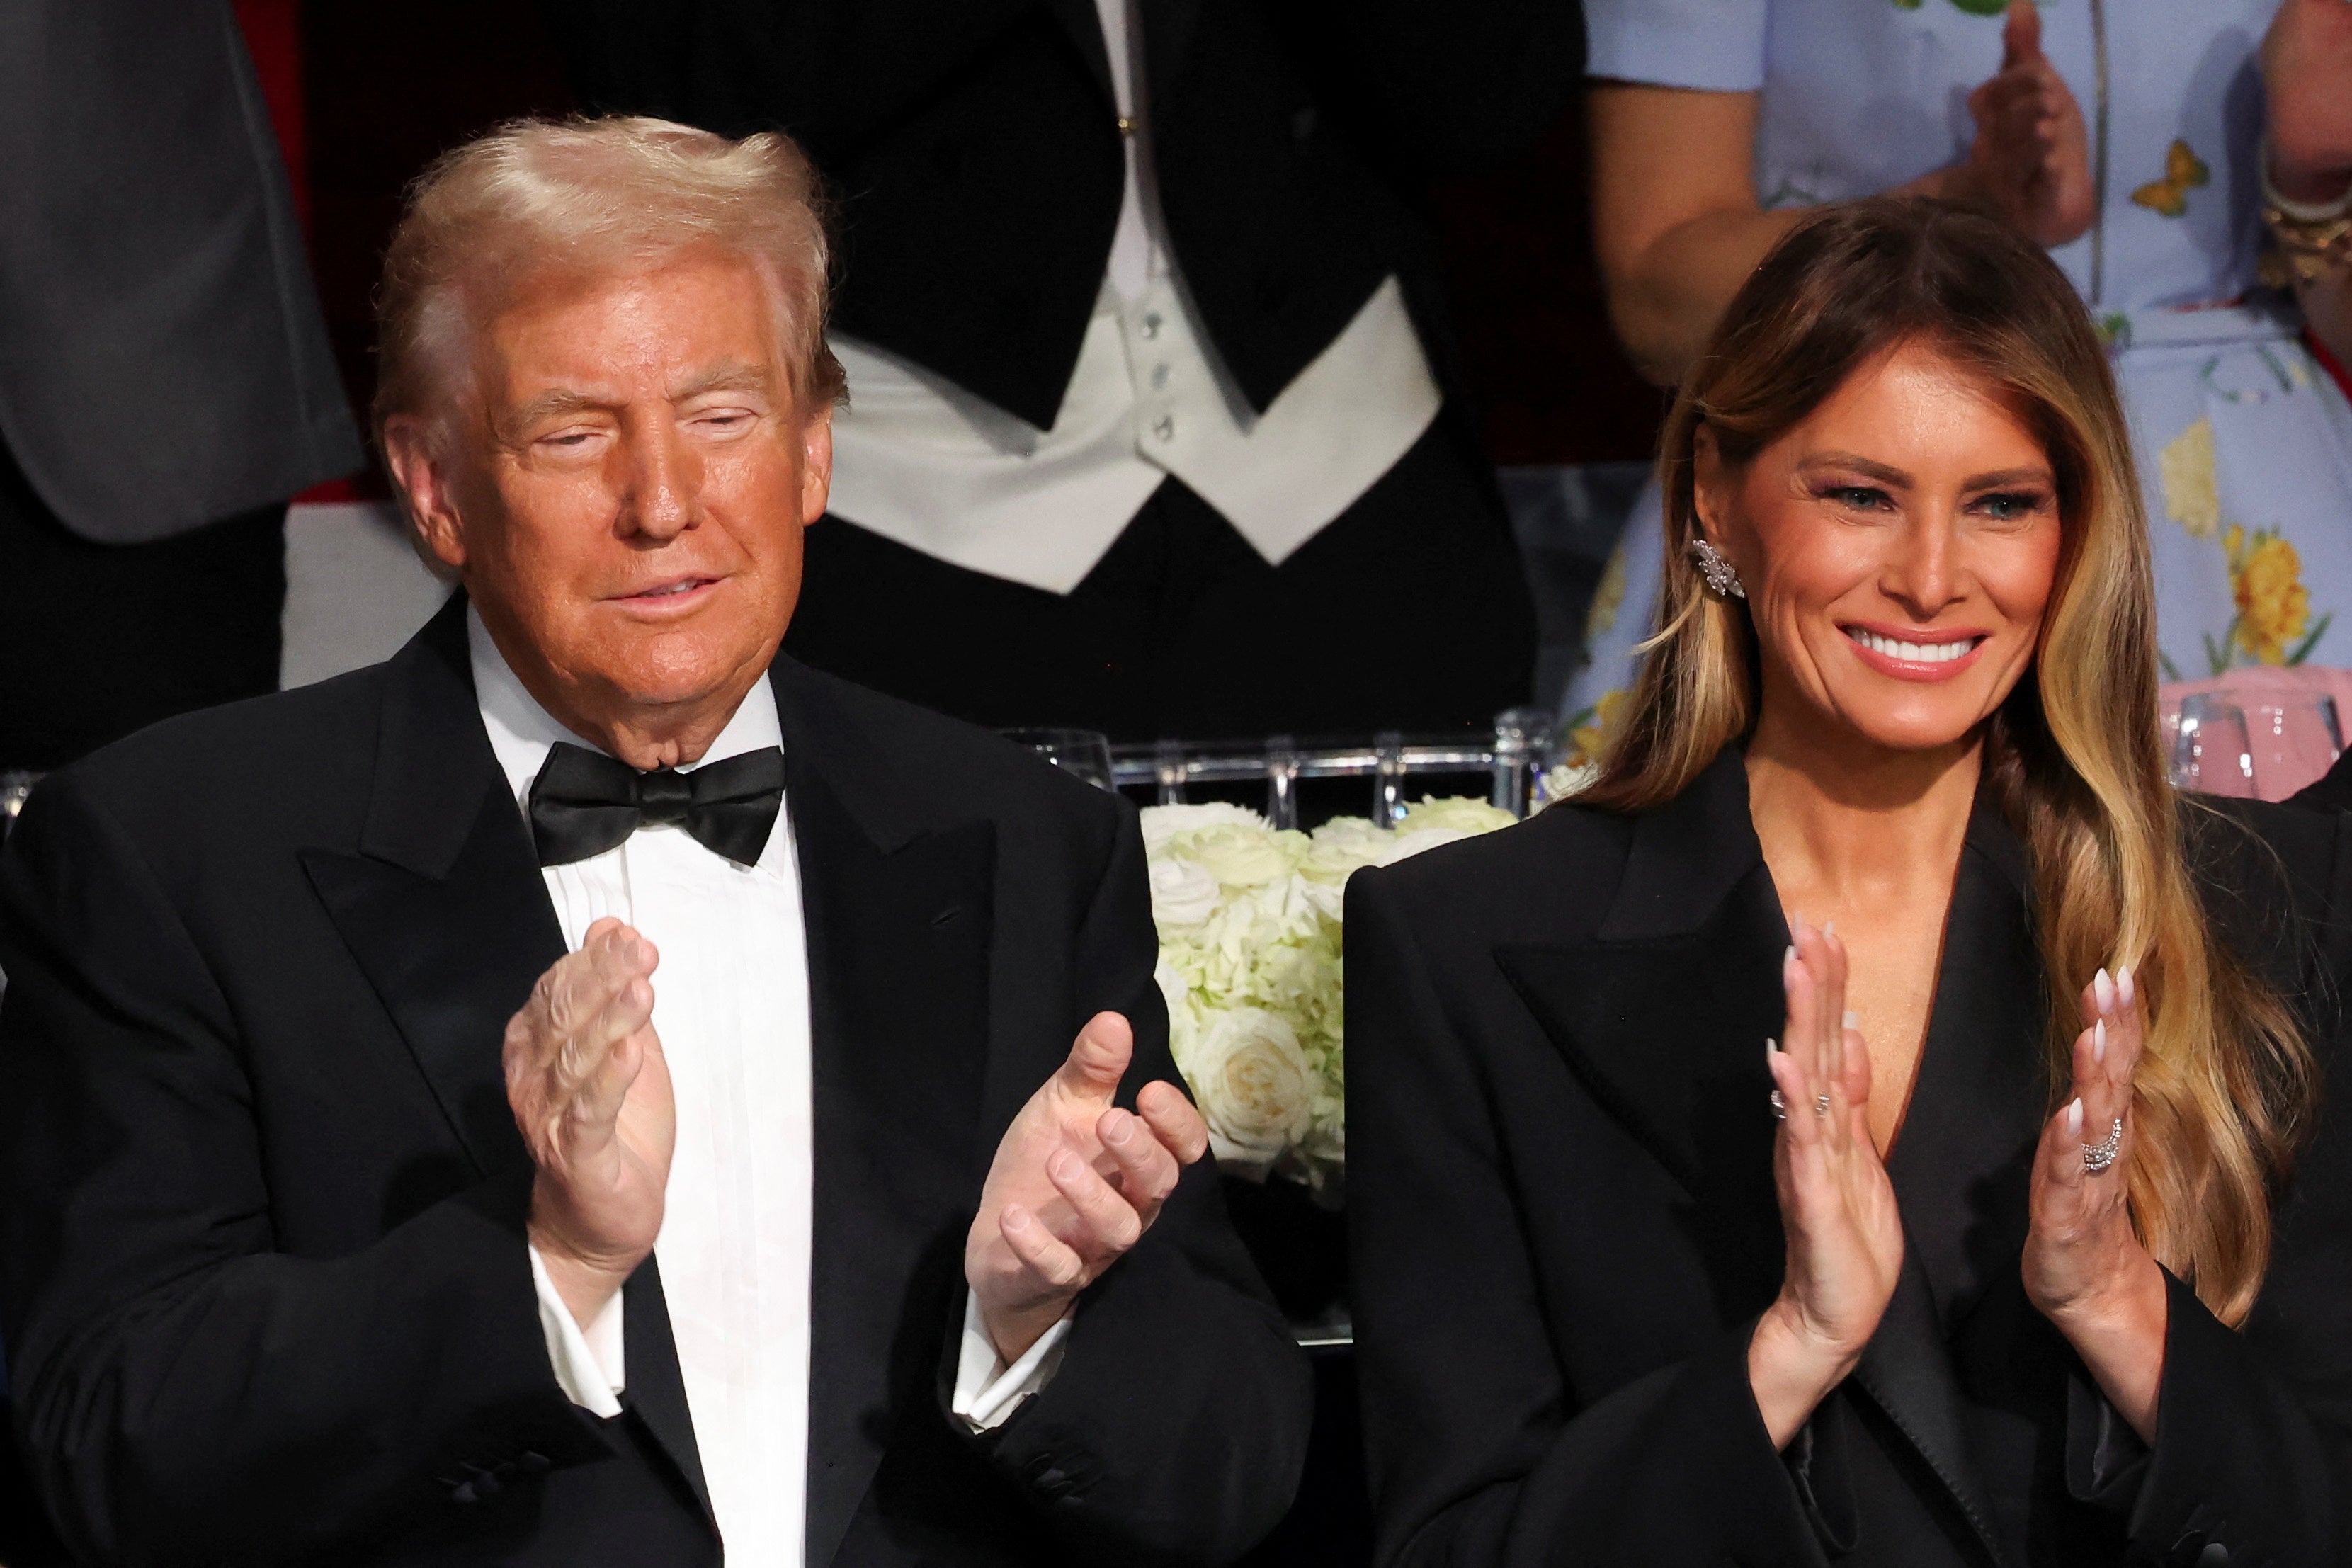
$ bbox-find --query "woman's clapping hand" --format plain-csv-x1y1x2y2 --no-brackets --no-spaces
2023,968,2169,1441
2261,0,2352,204
1749,919,1905,1449
1952,0,2094,248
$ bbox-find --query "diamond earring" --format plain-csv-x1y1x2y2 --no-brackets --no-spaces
1688,538,1746,600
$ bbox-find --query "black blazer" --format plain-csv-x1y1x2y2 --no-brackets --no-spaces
0,599,1310,1567
552,0,1584,431
0,0,358,542
1346,750,2352,1567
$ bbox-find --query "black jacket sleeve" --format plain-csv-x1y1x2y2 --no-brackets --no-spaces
1345,868,1828,1567
960,800,1314,1567
2084,801,2352,1564
0,778,608,1566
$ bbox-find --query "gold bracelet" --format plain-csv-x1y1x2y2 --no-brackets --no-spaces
2263,205,2352,286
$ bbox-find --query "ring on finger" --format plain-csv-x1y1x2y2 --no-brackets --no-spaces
1769,1089,1788,1121
2081,1117,2124,1174
1814,1093,1831,1118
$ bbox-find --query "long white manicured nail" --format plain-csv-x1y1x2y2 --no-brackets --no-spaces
1766,1037,1778,1061
1822,919,1836,939
1842,1011,1858,1030
2117,965,2135,1009
2066,1096,2084,1136
2093,1018,2106,1063
2093,967,2115,1016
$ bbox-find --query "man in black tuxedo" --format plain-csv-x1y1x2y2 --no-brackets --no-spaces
0,117,1309,1566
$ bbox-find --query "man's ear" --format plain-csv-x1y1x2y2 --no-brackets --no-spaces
798,405,835,528
382,414,470,574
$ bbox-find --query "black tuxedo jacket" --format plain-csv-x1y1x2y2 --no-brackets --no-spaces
1346,751,2352,1567
552,0,1584,430
0,601,1310,1567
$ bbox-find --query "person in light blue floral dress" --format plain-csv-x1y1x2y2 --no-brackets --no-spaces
1567,0,2352,754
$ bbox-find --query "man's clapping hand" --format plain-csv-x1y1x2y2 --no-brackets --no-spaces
965,1013,1210,1363
505,917,676,1327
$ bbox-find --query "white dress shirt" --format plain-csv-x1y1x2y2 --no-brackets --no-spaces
822,0,1443,595
470,612,1066,1563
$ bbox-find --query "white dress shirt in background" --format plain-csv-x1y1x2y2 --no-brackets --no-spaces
823,0,1443,595
470,612,1064,1563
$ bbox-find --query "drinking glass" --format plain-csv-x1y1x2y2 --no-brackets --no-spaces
1000,728,1118,790
2170,694,2259,797
2243,693,2344,800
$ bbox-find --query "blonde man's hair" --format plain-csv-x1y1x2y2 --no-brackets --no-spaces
1587,198,2316,1326
373,115,845,448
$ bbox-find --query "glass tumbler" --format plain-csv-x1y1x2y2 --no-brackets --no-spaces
2243,693,2344,800
2170,693,2259,798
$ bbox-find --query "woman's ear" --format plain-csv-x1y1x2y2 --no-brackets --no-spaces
1691,421,1733,550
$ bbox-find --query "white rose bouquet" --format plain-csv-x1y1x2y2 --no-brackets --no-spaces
1143,797,1516,1193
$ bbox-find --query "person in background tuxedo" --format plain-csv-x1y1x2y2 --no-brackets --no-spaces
0,117,1309,1566
0,0,362,771
546,0,1584,742
1347,201,2352,1565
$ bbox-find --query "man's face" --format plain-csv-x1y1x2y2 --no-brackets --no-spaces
392,249,832,759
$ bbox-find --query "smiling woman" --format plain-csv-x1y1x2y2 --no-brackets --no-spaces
1346,199,2352,1566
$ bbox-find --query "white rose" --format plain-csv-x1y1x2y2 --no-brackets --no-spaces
1148,856,1223,928
1397,796,1518,837
1174,822,1302,888
1179,1006,1317,1177
1300,815,1394,884
1385,825,1477,863
1140,802,1270,857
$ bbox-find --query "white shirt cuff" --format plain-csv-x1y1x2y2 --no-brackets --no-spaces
530,1244,627,1419
951,1294,1072,1431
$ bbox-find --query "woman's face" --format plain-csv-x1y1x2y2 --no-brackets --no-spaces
1698,339,2064,756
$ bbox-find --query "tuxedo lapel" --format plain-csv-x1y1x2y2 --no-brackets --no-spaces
773,664,996,1568
1137,0,1202,96
302,598,715,1526
301,598,555,1178
1040,0,1113,101
620,1256,712,1523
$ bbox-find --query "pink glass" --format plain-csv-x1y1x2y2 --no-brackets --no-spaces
2170,693,2259,798
2242,693,2344,800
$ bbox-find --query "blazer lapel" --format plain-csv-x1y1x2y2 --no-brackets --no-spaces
773,662,997,1568
302,598,715,1528
1851,801,2047,1568
1496,752,1790,1310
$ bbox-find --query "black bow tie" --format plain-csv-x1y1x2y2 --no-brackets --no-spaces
528,742,786,868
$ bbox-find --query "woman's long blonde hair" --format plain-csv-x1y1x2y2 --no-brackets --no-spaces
1585,199,2314,1323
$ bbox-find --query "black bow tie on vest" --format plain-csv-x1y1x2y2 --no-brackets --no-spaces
528,742,786,868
